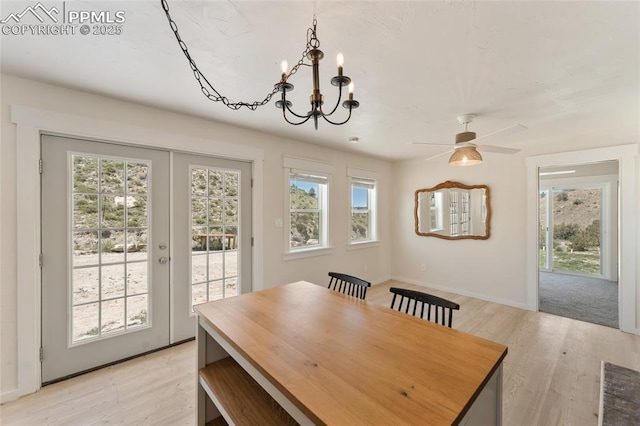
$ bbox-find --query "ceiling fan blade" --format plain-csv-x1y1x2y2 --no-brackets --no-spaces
477,145,521,154
474,124,527,143
408,142,452,146
424,150,454,161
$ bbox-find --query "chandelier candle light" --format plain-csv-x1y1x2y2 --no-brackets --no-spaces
275,18,359,129
161,1,358,129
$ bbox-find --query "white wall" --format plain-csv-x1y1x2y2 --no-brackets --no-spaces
392,153,529,307
391,141,639,319
0,74,392,398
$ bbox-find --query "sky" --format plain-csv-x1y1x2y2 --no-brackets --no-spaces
292,181,368,208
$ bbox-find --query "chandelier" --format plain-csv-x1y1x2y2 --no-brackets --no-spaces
161,1,359,130
275,17,359,130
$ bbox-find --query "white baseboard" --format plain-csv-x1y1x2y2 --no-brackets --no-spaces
0,388,21,404
370,275,392,286
390,275,532,311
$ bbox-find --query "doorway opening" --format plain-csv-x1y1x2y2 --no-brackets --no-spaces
538,161,619,328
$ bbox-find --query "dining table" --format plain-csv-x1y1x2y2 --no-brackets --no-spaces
195,281,508,425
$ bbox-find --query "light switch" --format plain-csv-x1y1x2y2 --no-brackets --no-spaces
275,218,283,228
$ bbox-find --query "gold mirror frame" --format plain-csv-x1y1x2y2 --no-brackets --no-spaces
414,181,491,240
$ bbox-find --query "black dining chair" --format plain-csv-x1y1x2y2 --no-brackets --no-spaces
328,272,371,300
389,287,460,328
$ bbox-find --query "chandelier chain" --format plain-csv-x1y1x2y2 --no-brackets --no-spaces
161,0,316,111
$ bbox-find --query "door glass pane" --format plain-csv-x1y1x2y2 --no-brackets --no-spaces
209,280,223,301
209,170,224,197
225,277,238,298
101,264,125,299
225,251,238,278
127,295,148,327
191,254,207,284
126,261,148,295
552,187,602,275
209,252,223,281
101,195,125,228
73,303,99,342
73,194,99,229
73,156,98,192
127,195,147,227
192,283,207,305
191,166,242,309
73,231,98,266
539,190,548,269
70,155,151,344
100,160,124,193
101,299,125,333
101,230,125,263
209,198,223,224
126,163,148,194
72,267,99,305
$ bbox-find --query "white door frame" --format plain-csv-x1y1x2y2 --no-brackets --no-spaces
525,144,638,334
11,105,265,400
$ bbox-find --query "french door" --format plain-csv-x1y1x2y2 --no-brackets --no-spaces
41,135,170,382
171,153,252,341
41,135,252,383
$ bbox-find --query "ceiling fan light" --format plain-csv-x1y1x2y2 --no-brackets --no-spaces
449,146,483,166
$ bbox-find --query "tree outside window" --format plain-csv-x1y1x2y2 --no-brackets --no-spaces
289,173,327,249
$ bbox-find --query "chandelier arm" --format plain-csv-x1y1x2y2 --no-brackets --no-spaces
283,99,313,119
282,109,313,126
319,84,343,117
321,107,353,126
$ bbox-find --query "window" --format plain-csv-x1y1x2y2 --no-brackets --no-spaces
70,155,150,343
284,156,334,257
190,167,240,310
448,190,471,236
350,177,376,242
429,192,443,232
289,172,328,249
348,168,379,246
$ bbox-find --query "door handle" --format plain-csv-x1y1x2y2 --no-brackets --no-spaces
158,256,168,264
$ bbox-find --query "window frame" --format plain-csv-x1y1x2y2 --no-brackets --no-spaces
283,156,334,260
429,191,444,232
347,168,379,249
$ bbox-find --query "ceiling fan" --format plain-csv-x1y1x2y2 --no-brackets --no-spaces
410,114,527,166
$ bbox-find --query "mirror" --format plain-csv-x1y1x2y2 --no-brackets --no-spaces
414,181,491,240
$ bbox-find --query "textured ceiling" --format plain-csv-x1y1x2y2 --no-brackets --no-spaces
1,1,639,161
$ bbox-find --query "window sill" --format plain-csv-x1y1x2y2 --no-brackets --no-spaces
346,240,380,251
283,246,334,261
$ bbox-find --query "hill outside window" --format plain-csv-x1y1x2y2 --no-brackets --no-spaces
348,168,379,247
284,156,333,259
350,177,376,242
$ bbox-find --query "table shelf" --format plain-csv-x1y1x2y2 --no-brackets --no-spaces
199,356,298,426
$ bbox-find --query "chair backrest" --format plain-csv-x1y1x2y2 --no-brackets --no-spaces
389,287,460,328
328,272,371,300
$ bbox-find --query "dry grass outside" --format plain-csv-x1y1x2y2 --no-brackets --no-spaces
72,250,239,341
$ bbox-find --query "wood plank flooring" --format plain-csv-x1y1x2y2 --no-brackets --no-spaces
2,279,640,425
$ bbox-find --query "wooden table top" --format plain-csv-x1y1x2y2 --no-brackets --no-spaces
196,281,508,425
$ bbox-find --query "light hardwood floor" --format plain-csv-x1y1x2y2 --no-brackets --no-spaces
2,279,639,425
